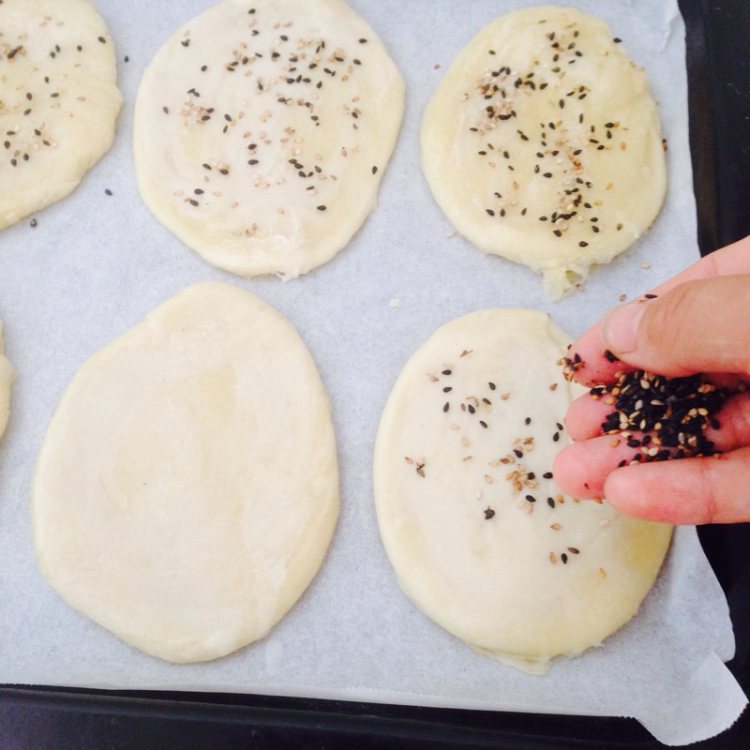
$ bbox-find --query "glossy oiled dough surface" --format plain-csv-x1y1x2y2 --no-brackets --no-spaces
32,283,339,663
134,0,404,278
374,309,672,672
0,323,13,438
0,0,122,229
422,6,667,297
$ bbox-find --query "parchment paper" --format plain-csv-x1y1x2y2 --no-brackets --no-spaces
0,0,746,745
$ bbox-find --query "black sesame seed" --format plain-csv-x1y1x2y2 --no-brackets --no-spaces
443,402,450,413
484,507,496,520
479,420,488,429
488,382,496,390
30,218,37,228
597,369,727,463
547,498,555,508
104,188,112,196
525,495,536,503
316,205,327,211
543,472,553,479
442,370,452,376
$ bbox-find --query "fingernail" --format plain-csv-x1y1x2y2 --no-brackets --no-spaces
602,303,645,355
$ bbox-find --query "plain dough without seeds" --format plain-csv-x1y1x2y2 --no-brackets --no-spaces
0,0,122,229
32,283,339,663
421,6,667,298
374,309,672,673
134,0,404,278
0,323,14,439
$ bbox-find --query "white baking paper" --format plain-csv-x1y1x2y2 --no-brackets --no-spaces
0,0,746,745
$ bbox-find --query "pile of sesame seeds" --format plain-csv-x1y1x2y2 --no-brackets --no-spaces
593,369,728,465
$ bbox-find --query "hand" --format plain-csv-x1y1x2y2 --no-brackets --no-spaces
553,235,750,524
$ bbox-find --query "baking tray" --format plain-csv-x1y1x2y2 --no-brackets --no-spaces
1,0,749,747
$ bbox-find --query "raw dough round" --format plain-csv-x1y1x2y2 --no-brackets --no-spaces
32,283,339,663
421,6,667,298
134,0,404,278
374,309,672,673
0,0,122,229
0,323,14,439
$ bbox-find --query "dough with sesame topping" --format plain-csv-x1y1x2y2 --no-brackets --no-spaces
374,309,672,673
134,0,404,278
421,6,667,298
32,283,339,663
0,0,122,229
0,323,14,439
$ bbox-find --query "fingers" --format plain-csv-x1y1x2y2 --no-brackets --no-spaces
564,392,610,441
557,393,750,498
565,234,750,385
648,234,750,294
705,393,750,450
604,447,750,524
563,338,634,387
599,276,750,376
565,388,750,446
553,435,641,499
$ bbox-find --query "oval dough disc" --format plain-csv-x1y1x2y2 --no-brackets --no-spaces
421,6,667,297
374,309,672,673
33,283,339,663
0,0,122,229
0,323,14,439
134,0,404,278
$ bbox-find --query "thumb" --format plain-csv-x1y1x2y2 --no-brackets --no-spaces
601,275,750,376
